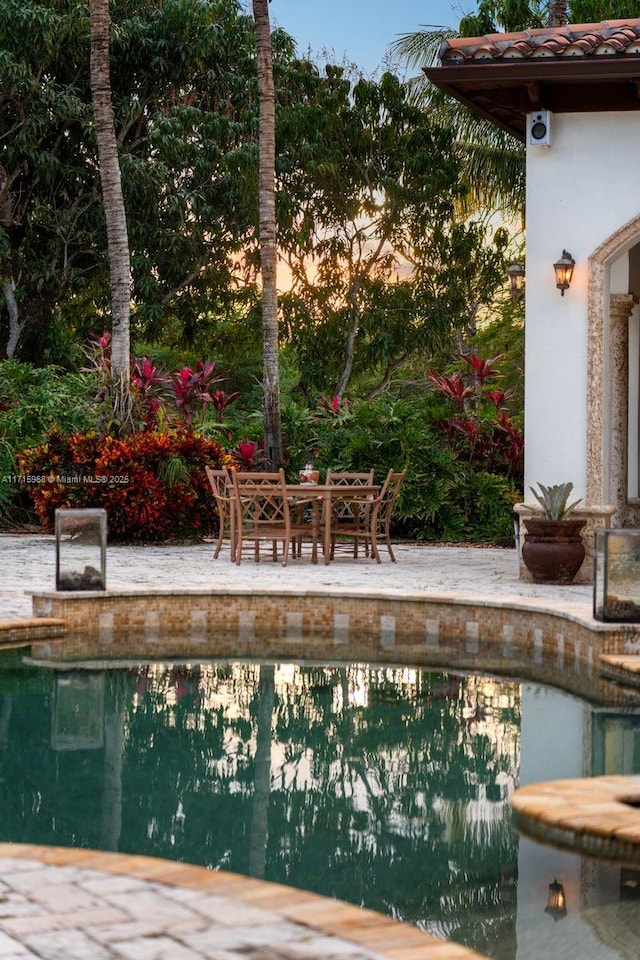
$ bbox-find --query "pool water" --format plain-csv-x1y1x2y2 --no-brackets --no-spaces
4,650,640,960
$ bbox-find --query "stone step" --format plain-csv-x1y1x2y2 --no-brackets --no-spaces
600,653,640,688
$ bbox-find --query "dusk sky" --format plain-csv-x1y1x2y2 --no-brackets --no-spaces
257,2,476,75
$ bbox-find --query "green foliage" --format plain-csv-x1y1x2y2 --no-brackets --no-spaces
470,299,525,413
459,0,544,34
1,0,520,419
456,0,640,35
277,68,511,395
0,0,260,360
5,341,524,544
0,360,96,519
17,428,229,542
569,0,640,18
528,481,582,520
157,455,191,487
280,386,520,545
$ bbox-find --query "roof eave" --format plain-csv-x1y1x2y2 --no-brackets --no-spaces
426,80,525,140
423,56,640,84
423,57,640,142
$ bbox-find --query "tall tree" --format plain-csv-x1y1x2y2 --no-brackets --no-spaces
89,0,131,422
394,24,526,220
277,70,510,395
252,0,283,468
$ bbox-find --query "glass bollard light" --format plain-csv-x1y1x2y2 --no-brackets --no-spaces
593,529,640,621
55,508,107,591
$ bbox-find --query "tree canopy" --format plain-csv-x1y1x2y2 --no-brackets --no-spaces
1,0,514,401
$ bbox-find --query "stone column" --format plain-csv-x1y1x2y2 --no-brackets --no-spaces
609,294,636,527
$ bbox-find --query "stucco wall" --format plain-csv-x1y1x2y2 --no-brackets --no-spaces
524,110,640,504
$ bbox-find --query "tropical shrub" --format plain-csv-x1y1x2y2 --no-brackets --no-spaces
427,354,524,482
17,429,230,542
0,360,96,520
276,383,521,545
83,333,238,433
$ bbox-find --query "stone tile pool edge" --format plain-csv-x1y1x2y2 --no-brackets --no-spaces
0,843,487,960
20,584,640,703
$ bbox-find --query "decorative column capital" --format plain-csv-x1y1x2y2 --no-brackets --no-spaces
610,293,638,324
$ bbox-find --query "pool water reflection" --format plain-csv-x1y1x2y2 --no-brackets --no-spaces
4,651,640,960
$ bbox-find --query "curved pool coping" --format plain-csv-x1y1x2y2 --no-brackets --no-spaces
19,583,640,708
511,775,640,866
0,843,487,960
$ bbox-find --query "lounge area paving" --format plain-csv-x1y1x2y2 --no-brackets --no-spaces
0,533,594,623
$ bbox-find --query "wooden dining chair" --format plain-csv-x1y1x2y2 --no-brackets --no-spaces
204,466,235,560
230,469,319,565
326,469,375,557
329,468,406,562
367,468,406,562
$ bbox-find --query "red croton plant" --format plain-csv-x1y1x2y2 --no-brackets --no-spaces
17,429,233,542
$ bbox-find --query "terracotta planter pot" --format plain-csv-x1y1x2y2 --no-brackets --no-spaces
522,516,587,584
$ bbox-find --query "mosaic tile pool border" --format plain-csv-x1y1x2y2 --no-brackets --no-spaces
0,617,65,646
21,586,640,705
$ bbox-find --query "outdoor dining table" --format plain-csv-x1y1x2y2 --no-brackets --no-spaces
284,483,379,564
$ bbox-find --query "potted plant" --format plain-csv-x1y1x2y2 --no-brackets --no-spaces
521,482,586,584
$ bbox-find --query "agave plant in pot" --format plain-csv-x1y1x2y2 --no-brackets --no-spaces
522,482,586,584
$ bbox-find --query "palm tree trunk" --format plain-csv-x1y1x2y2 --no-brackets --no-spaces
547,1,568,27
252,0,282,468
89,0,132,423
248,664,274,878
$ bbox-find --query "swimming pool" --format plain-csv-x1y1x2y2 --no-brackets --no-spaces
5,649,640,960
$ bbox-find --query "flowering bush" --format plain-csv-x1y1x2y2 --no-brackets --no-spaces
230,438,267,470
17,429,232,542
83,333,238,431
428,354,524,482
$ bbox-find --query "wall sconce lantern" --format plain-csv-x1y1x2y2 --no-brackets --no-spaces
507,261,525,301
593,529,640,622
55,508,107,591
553,250,575,296
544,878,567,921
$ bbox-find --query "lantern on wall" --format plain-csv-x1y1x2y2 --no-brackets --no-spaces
507,261,525,301
55,508,107,591
553,250,575,296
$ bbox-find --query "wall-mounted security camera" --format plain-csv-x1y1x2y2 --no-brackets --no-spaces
529,109,552,147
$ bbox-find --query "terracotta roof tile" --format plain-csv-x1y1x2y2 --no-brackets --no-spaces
438,18,640,64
